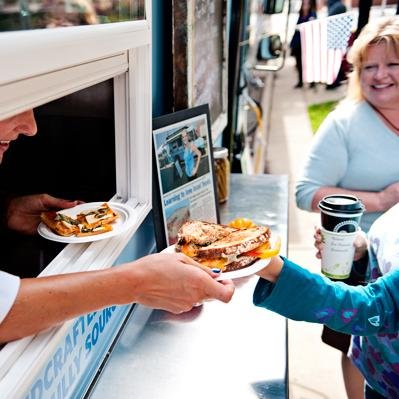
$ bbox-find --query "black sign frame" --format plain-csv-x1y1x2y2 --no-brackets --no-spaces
152,104,219,250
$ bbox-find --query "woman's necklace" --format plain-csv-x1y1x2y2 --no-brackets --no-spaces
370,104,399,133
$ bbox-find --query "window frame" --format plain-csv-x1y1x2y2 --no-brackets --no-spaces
0,1,153,394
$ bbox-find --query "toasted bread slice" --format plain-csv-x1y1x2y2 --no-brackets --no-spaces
76,203,118,228
175,220,272,273
224,256,258,272
42,203,118,238
41,211,80,237
176,220,237,247
196,226,270,258
197,255,257,272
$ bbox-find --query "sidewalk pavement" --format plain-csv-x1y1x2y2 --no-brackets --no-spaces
263,56,349,399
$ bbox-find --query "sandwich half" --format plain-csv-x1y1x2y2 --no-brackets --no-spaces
41,202,119,238
76,203,118,228
40,211,80,237
176,220,272,272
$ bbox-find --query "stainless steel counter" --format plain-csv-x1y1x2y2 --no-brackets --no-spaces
90,174,289,399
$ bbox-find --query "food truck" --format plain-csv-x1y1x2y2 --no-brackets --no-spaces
0,0,290,397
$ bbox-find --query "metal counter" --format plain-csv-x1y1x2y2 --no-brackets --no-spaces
90,174,289,399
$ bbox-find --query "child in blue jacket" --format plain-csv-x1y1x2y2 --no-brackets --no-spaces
254,203,399,398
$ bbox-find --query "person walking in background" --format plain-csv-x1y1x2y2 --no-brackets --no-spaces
327,0,346,16
290,0,317,88
325,0,348,89
295,16,399,398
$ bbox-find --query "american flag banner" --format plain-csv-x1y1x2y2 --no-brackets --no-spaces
299,13,354,84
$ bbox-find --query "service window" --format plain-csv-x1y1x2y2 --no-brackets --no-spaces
0,81,118,277
0,0,152,396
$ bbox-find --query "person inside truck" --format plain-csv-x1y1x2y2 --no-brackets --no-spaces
0,109,234,343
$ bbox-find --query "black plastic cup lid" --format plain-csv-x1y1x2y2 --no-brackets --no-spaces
318,194,365,214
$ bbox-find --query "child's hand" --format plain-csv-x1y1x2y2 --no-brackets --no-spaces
256,256,283,283
313,227,323,259
353,230,368,261
314,227,368,262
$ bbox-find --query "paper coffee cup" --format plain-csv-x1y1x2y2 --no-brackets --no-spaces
318,194,365,233
320,228,358,279
318,195,364,279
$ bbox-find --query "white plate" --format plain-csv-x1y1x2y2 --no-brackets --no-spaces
38,202,134,244
214,257,271,281
162,244,272,281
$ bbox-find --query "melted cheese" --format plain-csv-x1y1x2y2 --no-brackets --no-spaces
61,220,75,228
85,213,109,225
198,258,228,271
180,243,199,258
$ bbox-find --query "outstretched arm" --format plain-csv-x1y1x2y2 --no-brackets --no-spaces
254,257,399,336
310,182,399,213
0,253,234,343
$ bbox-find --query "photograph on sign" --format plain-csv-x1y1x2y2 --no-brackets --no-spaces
152,105,219,248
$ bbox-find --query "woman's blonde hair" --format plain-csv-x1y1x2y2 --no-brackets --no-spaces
346,16,399,102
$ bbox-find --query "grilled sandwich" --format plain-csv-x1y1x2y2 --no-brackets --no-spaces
176,220,272,272
76,203,118,229
40,211,80,237
41,202,118,238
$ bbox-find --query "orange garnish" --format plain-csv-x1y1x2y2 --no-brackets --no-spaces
228,217,257,229
244,236,281,259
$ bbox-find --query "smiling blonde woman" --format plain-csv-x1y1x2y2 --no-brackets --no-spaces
295,16,399,399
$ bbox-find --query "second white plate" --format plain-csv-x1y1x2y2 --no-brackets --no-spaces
162,244,271,281
38,202,134,244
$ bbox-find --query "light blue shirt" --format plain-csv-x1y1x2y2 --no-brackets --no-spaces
296,101,399,232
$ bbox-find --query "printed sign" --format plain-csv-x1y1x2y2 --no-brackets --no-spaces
22,305,130,399
152,105,219,248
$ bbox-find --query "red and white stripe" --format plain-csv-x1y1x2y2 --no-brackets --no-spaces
299,18,346,85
